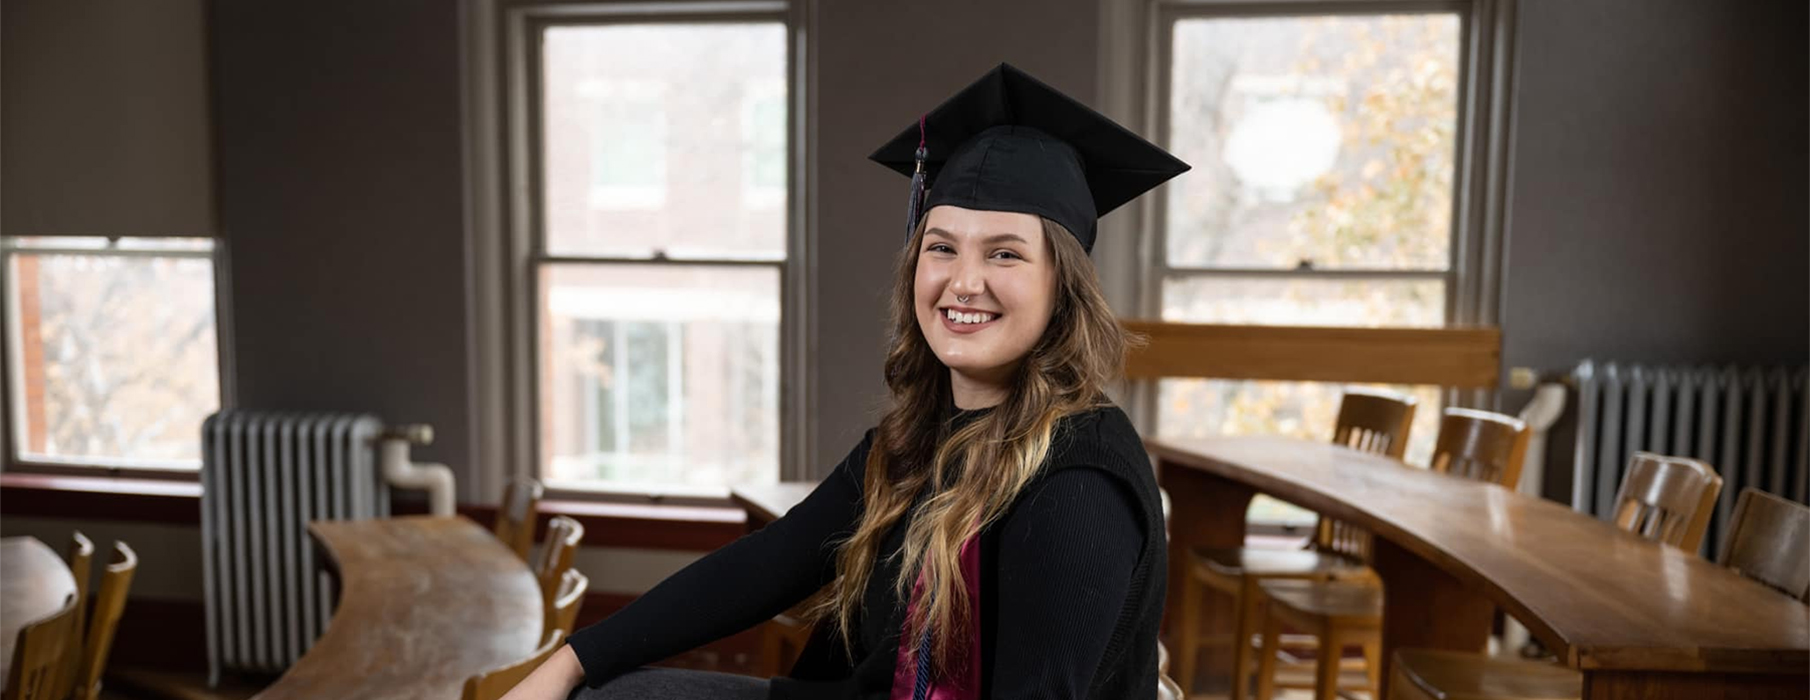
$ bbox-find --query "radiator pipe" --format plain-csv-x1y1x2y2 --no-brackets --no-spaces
377,424,456,516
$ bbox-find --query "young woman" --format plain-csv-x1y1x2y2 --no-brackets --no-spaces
503,63,1189,700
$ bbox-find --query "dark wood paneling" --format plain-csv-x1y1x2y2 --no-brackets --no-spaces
0,473,202,525
110,597,211,672
3,474,746,553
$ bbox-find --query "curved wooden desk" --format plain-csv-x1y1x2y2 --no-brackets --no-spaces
1,537,77,684
252,516,542,700
1153,436,1808,700
730,483,817,531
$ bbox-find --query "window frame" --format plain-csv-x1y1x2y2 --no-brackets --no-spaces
1120,0,1519,527
1147,0,1481,326
1125,0,1517,401
0,236,231,481
484,0,807,506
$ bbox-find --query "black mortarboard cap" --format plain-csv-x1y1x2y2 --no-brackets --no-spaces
869,63,1190,253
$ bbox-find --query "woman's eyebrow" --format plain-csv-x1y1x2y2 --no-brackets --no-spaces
923,228,1030,246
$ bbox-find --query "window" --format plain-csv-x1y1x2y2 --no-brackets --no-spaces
578,80,669,210
2,237,222,470
527,15,791,495
1152,9,1468,523
741,81,789,208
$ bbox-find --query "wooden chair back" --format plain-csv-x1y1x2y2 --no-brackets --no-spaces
1313,389,1419,562
1331,387,1418,459
1428,408,1530,488
534,516,584,617
1314,518,1373,561
494,477,545,562
54,532,95,700
1157,670,1185,700
64,532,94,627
459,636,565,700
1717,488,1810,602
69,542,136,700
1155,640,1182,700
546,568,588,642
1611,452,1723,551
2,594,78,700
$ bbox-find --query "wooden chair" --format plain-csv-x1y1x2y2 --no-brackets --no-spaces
534,516,584,625
1331,387,1419,459
69,542,137,700
1253,407,1527,700
461,526,584,700
1172,387,1417,697
1717,488,1810,601
1157,669,1185,700
64,533,94,629
1,594,79,700
1151,641,1185,700
1254,579,1384,700
460,636,565,700
1386,456,1735,700
52,532,95,700
1609,452,1722,551
546,568,588,643
757,608,815,677
494,477,545,562
1427,409,1529,487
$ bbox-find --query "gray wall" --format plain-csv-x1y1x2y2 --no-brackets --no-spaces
210,0,477,475
1502,0,1808,371
1,0,214,238
808,0,1103,471
1500,0,1809,498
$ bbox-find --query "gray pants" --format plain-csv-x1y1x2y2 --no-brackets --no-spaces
567,668,770,700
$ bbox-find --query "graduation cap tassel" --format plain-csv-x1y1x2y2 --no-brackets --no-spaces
904,115,928,242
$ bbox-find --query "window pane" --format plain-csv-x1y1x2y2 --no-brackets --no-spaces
1156,379,1442,524
1166,14,1459,270
541,263,780,490
542,23,788,260
6,250,220,467
1161,276,1444,327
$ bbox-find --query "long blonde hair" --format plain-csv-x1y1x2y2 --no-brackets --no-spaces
803,215,1138,678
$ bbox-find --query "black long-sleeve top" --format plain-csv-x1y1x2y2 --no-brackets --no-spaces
565,404,1167,700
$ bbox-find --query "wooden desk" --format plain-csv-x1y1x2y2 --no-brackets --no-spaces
251,516,541,700
729,482,820,677
1,537,77,683
730,483,817,531
1154,436,1809,700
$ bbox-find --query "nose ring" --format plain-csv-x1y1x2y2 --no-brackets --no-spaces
957,295,971,304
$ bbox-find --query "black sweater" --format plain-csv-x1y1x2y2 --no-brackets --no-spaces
566,405,1167,700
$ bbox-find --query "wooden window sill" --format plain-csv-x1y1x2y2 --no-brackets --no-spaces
0,471,203,524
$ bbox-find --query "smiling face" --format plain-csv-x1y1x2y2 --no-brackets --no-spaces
913,205,1059,406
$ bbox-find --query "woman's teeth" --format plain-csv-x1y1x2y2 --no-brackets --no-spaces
945,308,996,325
